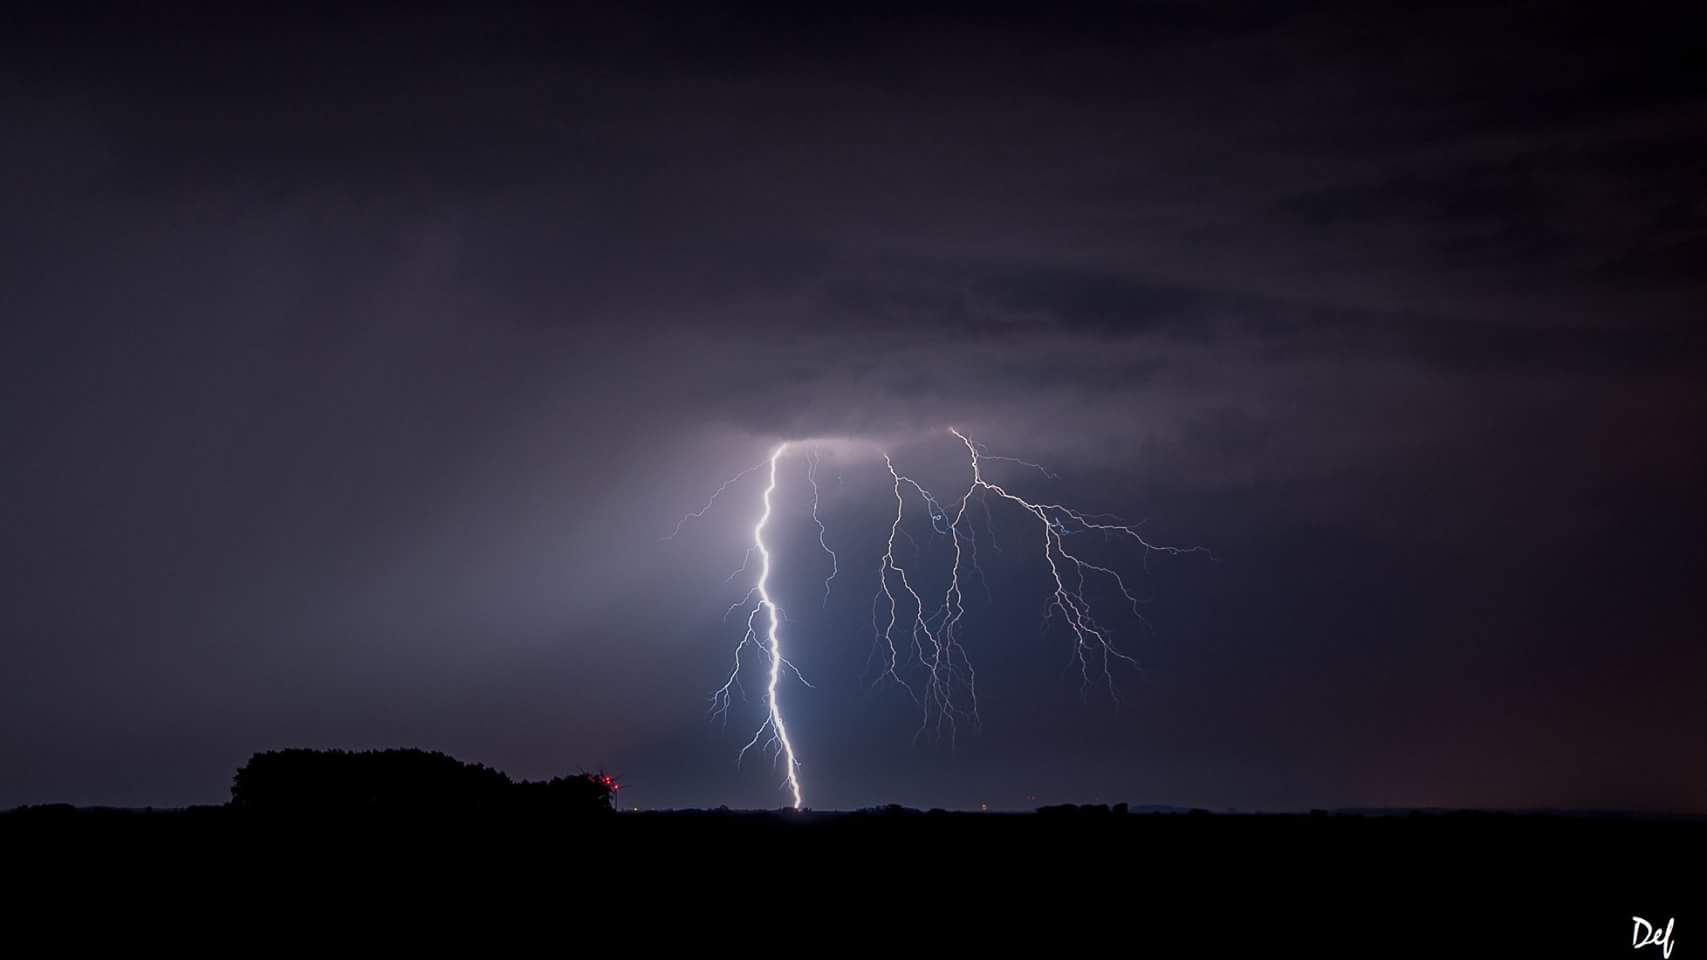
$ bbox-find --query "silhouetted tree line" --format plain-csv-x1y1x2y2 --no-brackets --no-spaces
229,749,615,815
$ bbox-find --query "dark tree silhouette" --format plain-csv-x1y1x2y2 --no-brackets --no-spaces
229,749,615,816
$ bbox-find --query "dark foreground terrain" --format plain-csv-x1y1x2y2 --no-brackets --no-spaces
6,803,1699,953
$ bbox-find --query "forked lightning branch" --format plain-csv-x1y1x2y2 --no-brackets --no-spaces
667,428,1204,808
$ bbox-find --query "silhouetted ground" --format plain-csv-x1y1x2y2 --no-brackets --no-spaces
5,802,1699,952
7,749,1697,949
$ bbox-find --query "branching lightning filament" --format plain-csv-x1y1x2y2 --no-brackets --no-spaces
671,429,1203,808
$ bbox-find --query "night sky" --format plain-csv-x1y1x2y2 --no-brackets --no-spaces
4,3,1704,813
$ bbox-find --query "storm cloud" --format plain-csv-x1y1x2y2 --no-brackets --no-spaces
3,3,1703,811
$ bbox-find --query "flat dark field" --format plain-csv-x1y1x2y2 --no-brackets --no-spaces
7,805,1698,952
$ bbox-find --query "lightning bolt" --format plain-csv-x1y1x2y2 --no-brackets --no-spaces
674,429,1204,808
873,455,979,743
707,444,805,808
663,460,765,542
969,440,1060,480
870,429,1208,737
946,428,1208,703
806,452,838,606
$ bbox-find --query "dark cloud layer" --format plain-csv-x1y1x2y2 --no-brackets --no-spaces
3,3,1703,811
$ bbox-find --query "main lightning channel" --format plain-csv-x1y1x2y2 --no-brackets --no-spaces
735,445,802,808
